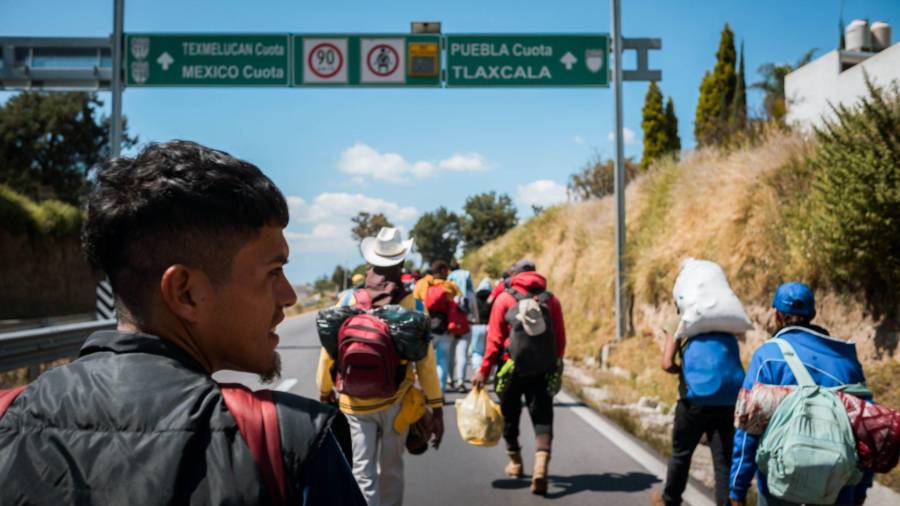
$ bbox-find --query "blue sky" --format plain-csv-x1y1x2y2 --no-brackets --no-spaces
4,0,899,283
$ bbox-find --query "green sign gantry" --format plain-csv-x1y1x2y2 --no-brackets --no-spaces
125,34,290,86
124,33,611,88
445,34,609,87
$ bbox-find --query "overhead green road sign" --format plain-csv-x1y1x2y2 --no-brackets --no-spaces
445,34,609,87
125,34,290,86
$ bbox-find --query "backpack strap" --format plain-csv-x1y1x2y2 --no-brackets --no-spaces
0,385,27,419
770,338,815,387
507,287,548,301
353,289,373,310
219,384,287,506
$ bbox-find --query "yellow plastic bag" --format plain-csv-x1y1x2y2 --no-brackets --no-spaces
455,387,504,447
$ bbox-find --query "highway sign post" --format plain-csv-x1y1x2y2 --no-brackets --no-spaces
445,34,609,87
125,33,290,86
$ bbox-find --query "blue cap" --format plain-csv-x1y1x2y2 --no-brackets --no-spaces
772,282,815,316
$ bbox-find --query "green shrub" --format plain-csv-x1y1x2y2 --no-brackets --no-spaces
0,183,82,237
0,184,39,234
804,79,900,311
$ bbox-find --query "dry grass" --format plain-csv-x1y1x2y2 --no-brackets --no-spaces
465,129,827,357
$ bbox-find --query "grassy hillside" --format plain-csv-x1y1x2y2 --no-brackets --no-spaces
464,127,898,398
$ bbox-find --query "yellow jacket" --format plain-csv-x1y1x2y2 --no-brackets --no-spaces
316,291,443,415
412,275,461,305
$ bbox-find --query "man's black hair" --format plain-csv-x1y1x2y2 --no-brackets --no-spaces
82,140,289,321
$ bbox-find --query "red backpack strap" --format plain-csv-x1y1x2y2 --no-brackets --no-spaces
0,385,27,419
353,289,373,310
219,384,287,506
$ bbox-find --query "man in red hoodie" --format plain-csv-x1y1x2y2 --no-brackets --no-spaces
472,259,566,495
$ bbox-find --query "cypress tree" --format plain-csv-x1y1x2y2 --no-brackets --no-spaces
640,81,669,171
665,97,681,155
694,23,737,146
730,42,747,134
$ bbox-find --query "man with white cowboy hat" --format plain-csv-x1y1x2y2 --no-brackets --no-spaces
317,227,444,506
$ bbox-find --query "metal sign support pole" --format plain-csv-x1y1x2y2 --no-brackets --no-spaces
611,0,626,341
109,0,124,157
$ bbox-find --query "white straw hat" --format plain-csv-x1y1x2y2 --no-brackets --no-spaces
360,227,414,267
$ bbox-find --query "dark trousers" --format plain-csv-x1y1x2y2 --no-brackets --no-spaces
499,373,554,449
663,400,735,506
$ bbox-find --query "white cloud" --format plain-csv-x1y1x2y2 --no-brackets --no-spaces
607,127,637,145
288,193,417,224
438,153,490,172
286,193,417,254
337,143,492,183
337,143,412,183
573,135,584,145
517,179,568,209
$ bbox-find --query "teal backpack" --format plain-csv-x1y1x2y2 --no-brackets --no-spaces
756,338,865,504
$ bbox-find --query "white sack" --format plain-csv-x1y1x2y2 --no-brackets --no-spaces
672,258,753,339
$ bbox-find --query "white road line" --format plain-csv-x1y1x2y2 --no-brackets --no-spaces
274,378,298,392
557,390,715,506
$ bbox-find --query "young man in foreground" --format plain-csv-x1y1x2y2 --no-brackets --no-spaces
0,141,364,505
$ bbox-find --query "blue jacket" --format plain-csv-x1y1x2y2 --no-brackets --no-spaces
728,325,873,503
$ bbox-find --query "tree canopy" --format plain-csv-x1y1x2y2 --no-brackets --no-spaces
460,191,518,252
753,48,817,123
567,155,639,201
641,81,670,171
350,211,394,242
694,24,737,147
410,207,460,265
0,91,136,204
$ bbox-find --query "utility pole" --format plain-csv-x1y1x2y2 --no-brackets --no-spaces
110,0,124,157
611,0,627,341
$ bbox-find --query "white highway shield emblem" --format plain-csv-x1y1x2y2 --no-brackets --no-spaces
585,49,604,73
131,37,150,61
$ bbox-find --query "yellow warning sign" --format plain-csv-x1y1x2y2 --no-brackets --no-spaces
408,42,439,77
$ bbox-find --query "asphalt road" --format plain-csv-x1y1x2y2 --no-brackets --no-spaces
214,312,714,506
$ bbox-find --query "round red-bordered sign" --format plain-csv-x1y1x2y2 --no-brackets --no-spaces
366,44,400,77
307,42,344,79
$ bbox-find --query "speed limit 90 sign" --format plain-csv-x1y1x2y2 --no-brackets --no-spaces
302,38,348,84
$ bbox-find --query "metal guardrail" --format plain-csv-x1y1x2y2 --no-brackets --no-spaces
0,320,116,373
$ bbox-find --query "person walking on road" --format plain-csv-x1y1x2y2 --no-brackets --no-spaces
0,141,365,505
414,260,464,393
728,282,873,506
448,260,478,392
317,227,444,506
472,259,566,495
470,277,494,375
653,288,746,506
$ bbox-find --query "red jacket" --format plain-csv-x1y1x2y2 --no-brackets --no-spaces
478,271,566,376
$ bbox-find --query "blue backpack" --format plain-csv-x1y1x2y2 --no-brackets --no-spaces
678,332,745,405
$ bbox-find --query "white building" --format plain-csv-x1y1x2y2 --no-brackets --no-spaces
786,20,899,130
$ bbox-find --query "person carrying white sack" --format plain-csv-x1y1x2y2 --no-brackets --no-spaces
652,258,751,506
